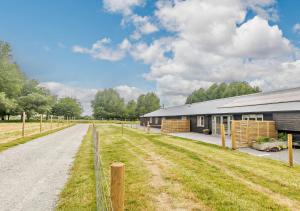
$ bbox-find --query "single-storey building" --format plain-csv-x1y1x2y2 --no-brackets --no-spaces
140,87,300,139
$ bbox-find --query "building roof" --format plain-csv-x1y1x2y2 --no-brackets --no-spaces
143,87,300,117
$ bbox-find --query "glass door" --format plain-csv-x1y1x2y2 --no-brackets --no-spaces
212,115,232,135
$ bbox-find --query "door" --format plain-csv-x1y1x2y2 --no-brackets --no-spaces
212,115,232,135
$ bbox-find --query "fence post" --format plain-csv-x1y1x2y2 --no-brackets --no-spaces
221,124,226,148
40,114,43,133
231,120,237,150
111,163,125,211
147,121,150,134
50,115,53,130
288,134,293,167
122,123,124,136
22,112,26,137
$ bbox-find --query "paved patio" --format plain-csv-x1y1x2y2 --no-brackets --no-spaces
169,132,300,164
131,125,299,164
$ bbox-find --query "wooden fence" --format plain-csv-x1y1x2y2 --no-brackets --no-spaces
161,119,190,133
232,120,278,148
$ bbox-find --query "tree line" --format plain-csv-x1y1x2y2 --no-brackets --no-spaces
91,89,160,120
0,41,82,120
186,82,261,104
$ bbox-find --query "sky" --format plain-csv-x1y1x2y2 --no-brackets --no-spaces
0,0,300,115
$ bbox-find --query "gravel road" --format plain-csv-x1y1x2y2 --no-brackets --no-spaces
0,124,89,211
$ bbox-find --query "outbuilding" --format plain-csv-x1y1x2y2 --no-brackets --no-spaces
140,87,300,139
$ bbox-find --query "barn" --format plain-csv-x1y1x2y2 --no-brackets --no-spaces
140,87,300,139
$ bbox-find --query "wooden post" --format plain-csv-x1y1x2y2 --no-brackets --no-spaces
22,112,26,137
50,115,53,130
122,123,124,136
288,134,293,167
221,124,225,148
231,120,237,150
40,114,43,133
147,122,150,134
111,163,125,211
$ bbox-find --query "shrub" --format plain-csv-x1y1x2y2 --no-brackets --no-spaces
203,129,210,134
278,132,288,142
256,136,271,144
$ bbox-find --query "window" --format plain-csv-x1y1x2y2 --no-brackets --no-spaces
181,116,187,120
150,117,153,123
197,116,205,127
242,114,263,121
155,117,158,124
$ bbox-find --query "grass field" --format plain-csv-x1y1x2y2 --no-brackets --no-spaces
95,125,300,211
0,124,74,152
0,122,70,143
56,126,97,210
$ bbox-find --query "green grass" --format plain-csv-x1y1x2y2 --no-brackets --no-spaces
0,124,74,152
56,126,97,211
96,125,300,211
72,120,139,124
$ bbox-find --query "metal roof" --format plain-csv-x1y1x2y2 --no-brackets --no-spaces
143,87,300,117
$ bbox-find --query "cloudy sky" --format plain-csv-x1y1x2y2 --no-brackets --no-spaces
0,0,300,115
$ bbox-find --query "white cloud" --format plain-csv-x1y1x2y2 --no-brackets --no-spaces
72,38,131,61
129,15,158,40
80,0,299,107
40,82,145,115
128,0,297,106
243,0,278,21
103,0,144,15
114,85,145,103
293,23,300,35
39,82,98,116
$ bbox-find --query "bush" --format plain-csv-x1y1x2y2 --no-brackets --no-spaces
203,129,210,134
256,136,271,144
278,132,288,142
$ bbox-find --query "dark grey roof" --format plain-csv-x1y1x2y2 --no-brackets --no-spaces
143,87,300,117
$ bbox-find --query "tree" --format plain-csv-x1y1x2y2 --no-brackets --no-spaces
51,97,82,118
136,92,160,116
92,89,125,119
185,82,261,104
0,42,25,98
126,100,137,120
0,92,17,120
18,92,54,120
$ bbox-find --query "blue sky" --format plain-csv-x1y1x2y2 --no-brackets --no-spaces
0,0,300,114
0,0,155,90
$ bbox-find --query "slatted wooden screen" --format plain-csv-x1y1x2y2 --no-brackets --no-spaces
232,120,278,148
161,119,190,133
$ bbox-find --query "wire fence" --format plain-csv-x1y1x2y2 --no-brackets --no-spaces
93,126,112,211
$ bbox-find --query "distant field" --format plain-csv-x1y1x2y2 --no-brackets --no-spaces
0,122,69,143
95,125,300,211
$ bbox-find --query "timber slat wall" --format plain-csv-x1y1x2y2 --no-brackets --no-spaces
232,120,278,148
161,119,190,133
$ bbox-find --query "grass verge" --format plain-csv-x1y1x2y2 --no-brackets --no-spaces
0,124,75,152
56,126,96,211
98,125,300,211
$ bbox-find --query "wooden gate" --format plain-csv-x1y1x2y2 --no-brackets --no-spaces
231,120,278,148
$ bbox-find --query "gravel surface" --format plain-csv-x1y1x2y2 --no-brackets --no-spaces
0,124,89,211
